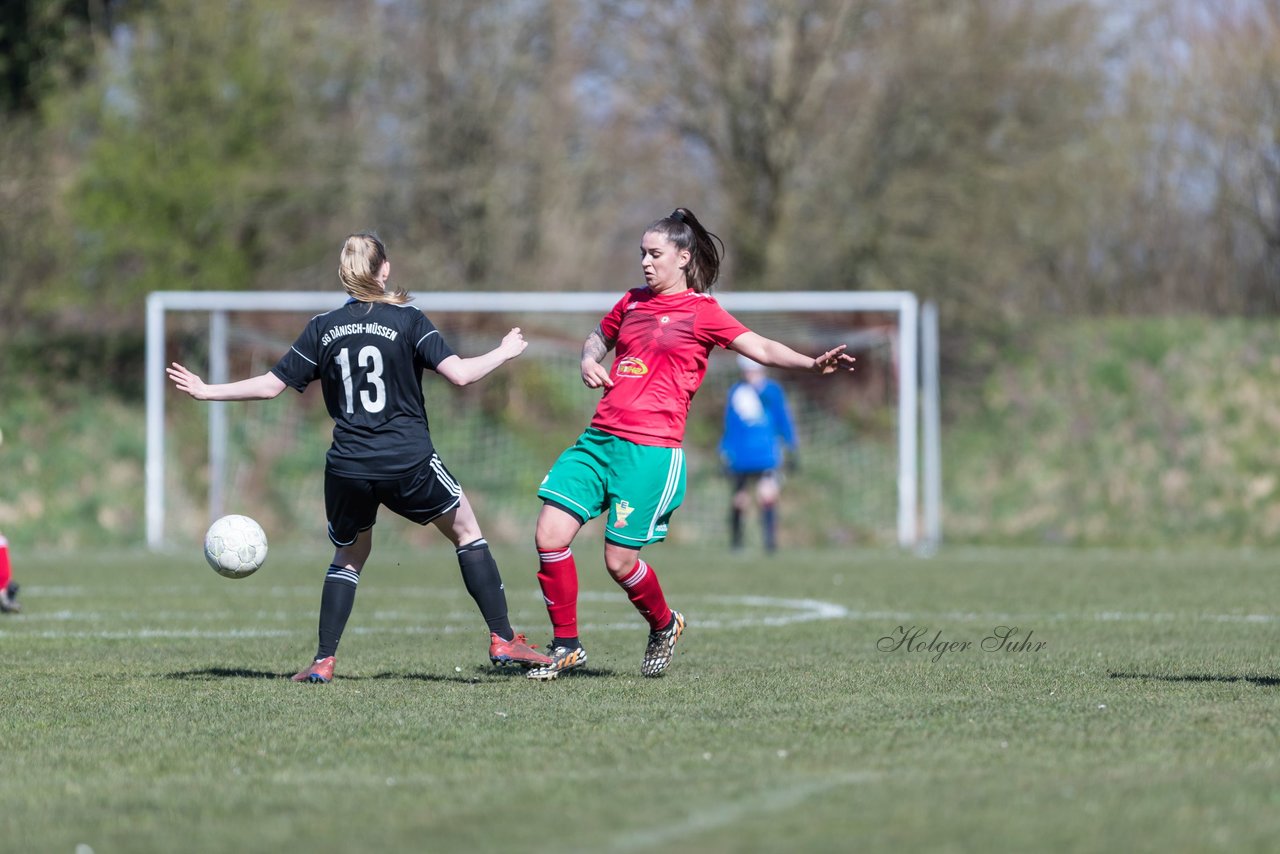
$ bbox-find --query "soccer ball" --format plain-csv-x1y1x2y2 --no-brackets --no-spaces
203,514,268,579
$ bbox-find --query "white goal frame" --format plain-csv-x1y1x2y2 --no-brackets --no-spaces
145,290,941,551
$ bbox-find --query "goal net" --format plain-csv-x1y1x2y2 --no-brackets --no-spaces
146,291,934,552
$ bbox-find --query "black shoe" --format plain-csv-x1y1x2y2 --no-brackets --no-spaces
526,644,588,681
0,582,19,614
641,610,686,677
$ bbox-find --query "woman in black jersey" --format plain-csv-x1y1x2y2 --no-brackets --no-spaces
167,232,551,682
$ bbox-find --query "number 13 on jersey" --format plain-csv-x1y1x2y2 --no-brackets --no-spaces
335,346,386,413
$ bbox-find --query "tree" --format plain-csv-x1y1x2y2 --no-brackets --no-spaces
0,0,112,330
823,1,1111,317
1173,1,1280,312
0,0,110,114
57,0,360,315
352,0,635,293
605,0,870,290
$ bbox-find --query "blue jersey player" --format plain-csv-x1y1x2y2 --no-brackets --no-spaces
719,355,797,552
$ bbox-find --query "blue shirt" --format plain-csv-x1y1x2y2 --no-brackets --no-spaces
719,378,796,473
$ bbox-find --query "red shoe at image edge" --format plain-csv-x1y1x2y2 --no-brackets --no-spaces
291,656,335,683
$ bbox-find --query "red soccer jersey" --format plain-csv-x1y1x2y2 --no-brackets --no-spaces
590,287,749,447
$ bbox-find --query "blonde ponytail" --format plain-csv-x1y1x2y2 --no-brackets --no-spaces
338,233,411,304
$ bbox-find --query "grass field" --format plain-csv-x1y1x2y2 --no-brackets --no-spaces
4,543,1280,853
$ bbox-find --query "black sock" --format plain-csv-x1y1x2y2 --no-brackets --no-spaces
730,507,743,548
762,506,777,552
317,564,359,659
553,636,582,650
456,539,513,640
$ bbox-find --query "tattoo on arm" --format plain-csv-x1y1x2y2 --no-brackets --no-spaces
582,326,612,362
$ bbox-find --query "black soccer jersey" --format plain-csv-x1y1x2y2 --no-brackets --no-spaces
271,299,456,478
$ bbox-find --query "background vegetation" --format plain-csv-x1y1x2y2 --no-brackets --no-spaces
3,0,1280,548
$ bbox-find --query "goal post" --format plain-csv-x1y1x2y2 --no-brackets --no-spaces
145,290,940,551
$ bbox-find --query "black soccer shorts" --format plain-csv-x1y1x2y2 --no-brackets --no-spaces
324,452,463,546
731,469,780,493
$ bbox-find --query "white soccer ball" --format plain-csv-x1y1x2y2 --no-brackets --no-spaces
203,514,268,579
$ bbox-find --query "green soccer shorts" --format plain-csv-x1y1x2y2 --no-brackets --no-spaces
537,428,687,548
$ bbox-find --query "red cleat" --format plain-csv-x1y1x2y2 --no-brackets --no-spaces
489,632,553,668
291,656,335,683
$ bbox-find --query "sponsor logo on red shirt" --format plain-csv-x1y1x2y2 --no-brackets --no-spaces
615,357,649,377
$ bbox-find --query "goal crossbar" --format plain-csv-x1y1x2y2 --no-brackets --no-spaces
145,290,938,550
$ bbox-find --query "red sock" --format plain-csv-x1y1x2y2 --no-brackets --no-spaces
616,558,671,631
537,547,579,638
0,533,11,590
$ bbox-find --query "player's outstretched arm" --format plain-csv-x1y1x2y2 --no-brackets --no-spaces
166,363,287,401
728,332,855,376
436,327,527,387
580,325,615,389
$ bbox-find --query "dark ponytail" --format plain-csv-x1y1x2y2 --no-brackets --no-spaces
645,207,724,293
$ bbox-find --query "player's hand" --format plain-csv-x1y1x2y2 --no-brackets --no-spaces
812,345,855,375
581,358,614,389
501,327,528,359
786,453,800,474
166,362,209,399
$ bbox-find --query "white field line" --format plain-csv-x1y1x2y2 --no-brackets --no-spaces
0,591,848,640
604,770,883,853
4,586,1279,640
852,609,1280,624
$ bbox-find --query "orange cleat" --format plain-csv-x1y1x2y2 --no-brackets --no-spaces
291,656,335,683
489,632,553,668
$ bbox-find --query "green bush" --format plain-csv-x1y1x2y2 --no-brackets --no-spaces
945,316,1280,546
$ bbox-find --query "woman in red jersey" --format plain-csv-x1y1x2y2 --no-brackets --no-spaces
527,208,854,680
0,531,19,613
